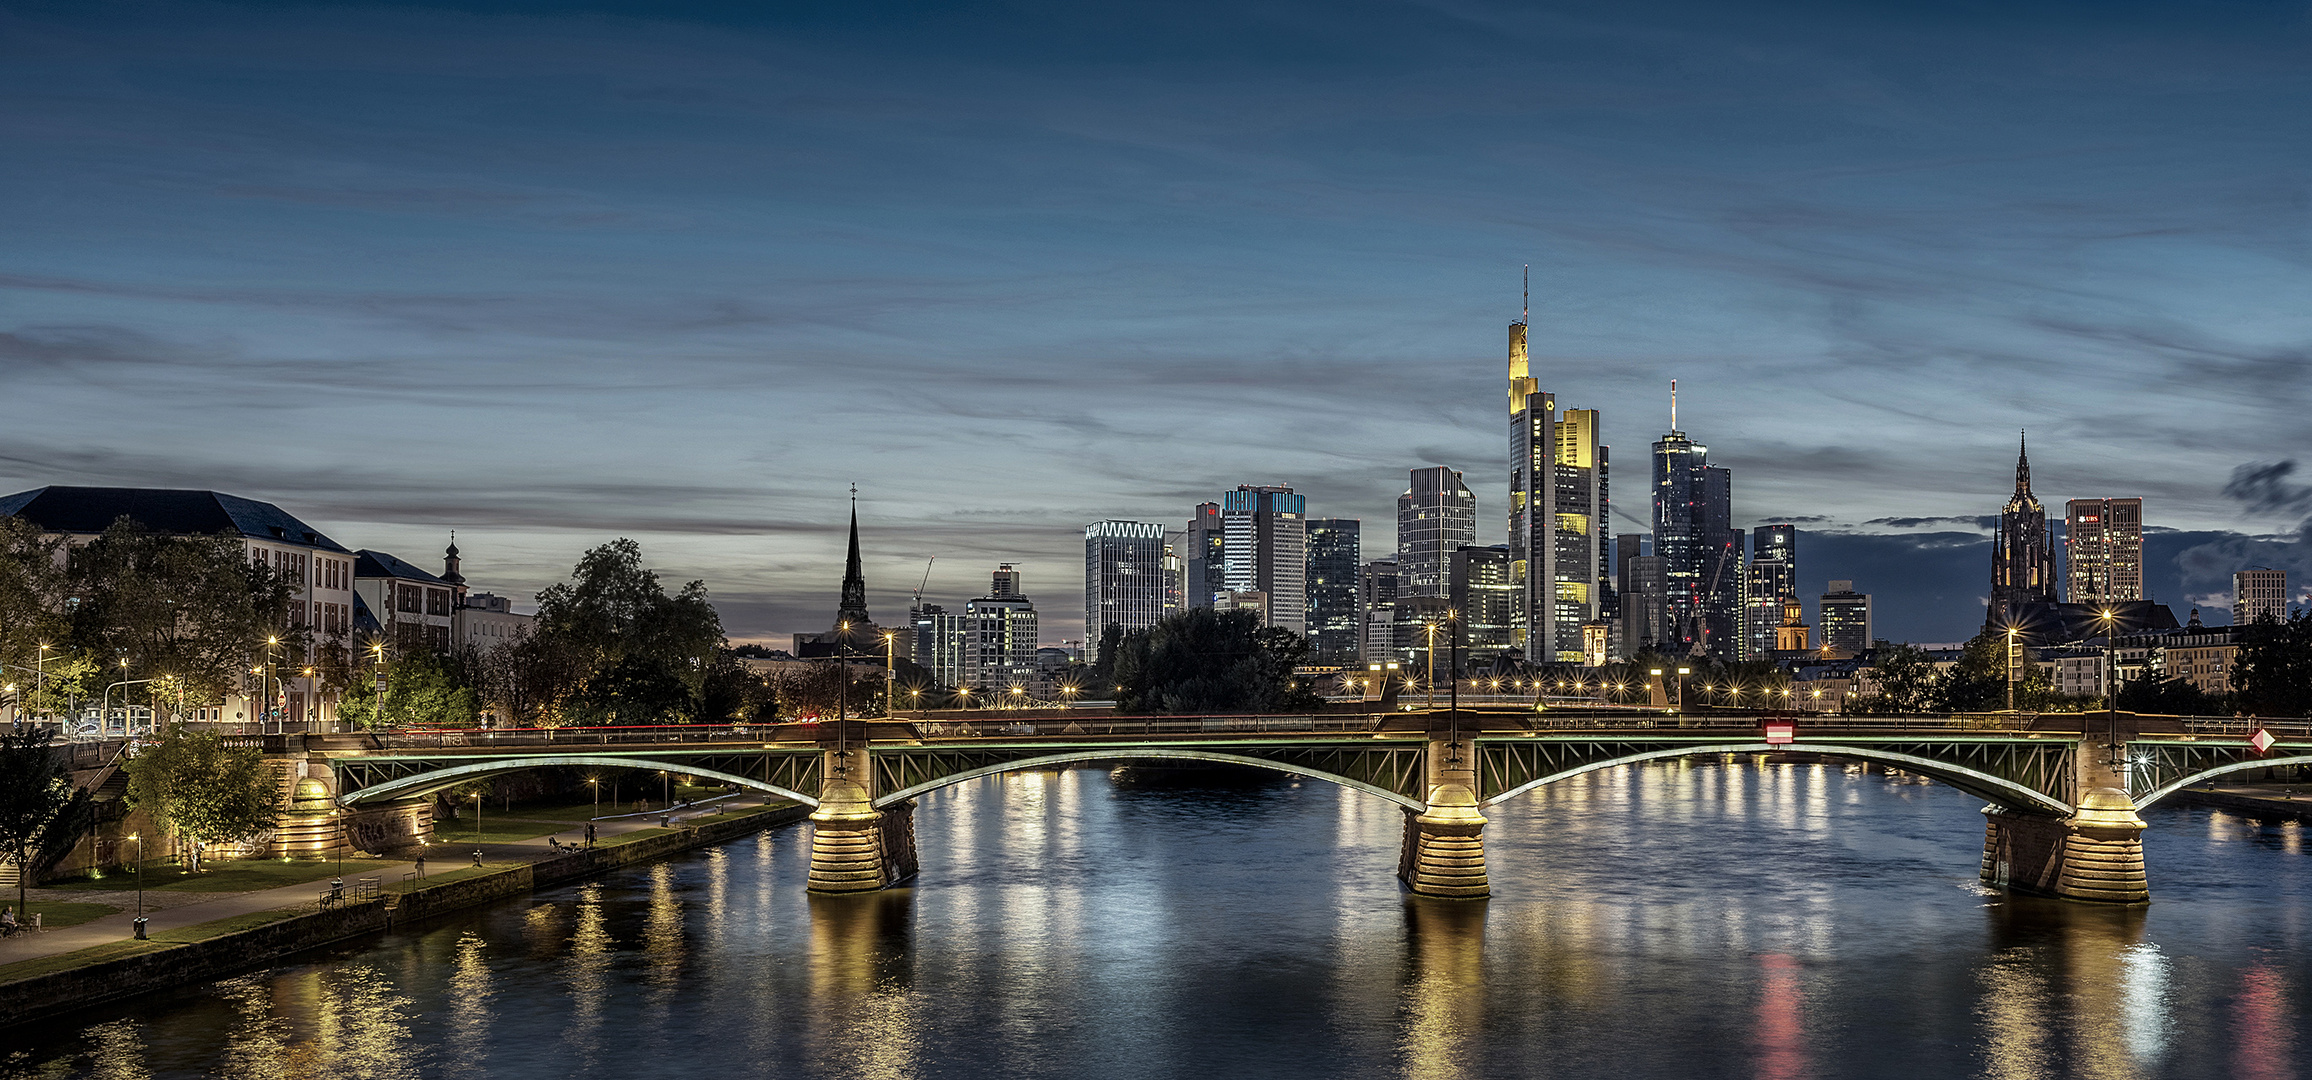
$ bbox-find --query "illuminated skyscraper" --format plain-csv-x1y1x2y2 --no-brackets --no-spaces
1820,580,1872,657
2065,497,2144,606
1222,484,1307,636
1397,467,1475,599
2235,567,2286,626
1989,432,2058,623
1652,384,1737,659
1507,296,1610,664
1083,520,1168,639
1305,518,1362,664
1184,502,1225,608
1741,524,1798,661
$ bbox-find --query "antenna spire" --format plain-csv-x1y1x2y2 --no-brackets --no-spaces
1670,379,1678,433
1522,264,1529,326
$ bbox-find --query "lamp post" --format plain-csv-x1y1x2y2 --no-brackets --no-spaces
264,635,280,734
472,790,484,842
1422,621,1440,709
661,769,670,810
881,631,896,718
1676,666,1691,711
369,641,387,723
130,832,146,939
35,643,50,726
589,778,600,817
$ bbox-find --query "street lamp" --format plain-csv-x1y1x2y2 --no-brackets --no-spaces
588,777,600,816
264,635,281,734
660,770,670,810
881,631,896,718
2005,625,2020,713
34,643,50,725
1676,666,1691,710
130,832,146,939
1421,621,1441,708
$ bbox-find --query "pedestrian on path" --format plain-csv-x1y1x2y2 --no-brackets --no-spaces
415,854,426,879
585,823,595,848
471,849,483,868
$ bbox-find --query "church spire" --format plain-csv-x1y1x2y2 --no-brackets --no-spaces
2014,430,2032,495
837,485,870,627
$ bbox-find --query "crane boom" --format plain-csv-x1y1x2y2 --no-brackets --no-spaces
912,557,935,604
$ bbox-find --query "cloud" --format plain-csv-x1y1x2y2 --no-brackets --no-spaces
2223,460,2312,520
1861,514,2000,530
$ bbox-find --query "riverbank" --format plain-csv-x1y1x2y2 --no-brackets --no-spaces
0,801,810,1029
2166,782,2312,822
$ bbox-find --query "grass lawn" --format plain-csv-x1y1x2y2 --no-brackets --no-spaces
0,907,314,984
380,864,516,895
10,900,120,929
598,827,675,846
431,820,569,845
47,859,351,894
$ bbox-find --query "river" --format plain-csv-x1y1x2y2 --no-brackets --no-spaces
4,759,2306,1079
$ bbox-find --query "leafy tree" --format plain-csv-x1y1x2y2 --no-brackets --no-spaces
479,630,585,727
1112,608,1321,714
61,520,299,707
1940,631,2010,712
1088,623,1125,697
531,539,724,725
2234,609,2312,718
124,730,280,870
0,517,68,700
0,729,92,909
21,650,102,722
337,648,481,729
770,663,886,718
1849,641,1941,714
2117,676,2228,716
699,651,776,723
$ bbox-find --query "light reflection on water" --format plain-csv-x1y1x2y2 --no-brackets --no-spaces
3,761,2309,1080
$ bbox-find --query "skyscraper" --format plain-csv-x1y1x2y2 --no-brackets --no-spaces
1184,502,1225,608
1222,484,1307,636
1820,580,1872,658
1990,433,2058,623
1741,524,1798,661
1083,520,1168,640
1305,518,1362,664
963,564,1038,692
1652,384,1737,659
1617,534,1668,655
2234,567,2286,626
1449,545,1518,661
1397,467,1476,598
1507,304,1609,664
1359,558,1400,664
2066,498,2144,606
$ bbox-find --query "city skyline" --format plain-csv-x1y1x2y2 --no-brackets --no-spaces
4,0,2308,645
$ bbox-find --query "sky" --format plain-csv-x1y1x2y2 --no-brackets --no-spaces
3,0,2309,645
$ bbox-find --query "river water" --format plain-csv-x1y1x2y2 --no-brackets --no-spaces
4,760,2307,1079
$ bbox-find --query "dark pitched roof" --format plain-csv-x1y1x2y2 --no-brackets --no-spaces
0,486,350,553
354,549,447,584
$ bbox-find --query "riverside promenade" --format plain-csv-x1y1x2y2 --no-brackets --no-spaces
0,794,776,967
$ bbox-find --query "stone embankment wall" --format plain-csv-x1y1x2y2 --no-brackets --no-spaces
0,804,810,1029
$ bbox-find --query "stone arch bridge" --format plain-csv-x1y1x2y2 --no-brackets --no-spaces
284,710,2308,905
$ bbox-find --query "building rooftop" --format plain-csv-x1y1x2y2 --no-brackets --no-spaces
0,486,349,552
354,549,449,584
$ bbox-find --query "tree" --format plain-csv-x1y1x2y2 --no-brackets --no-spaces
337,648,481,729
1849,641,1940,714
62,520,299,708
699,651,776,723
2117,676,2227,716
1112,608,1321,714
0,729,92,909
0,517,68,701
1940,631,2010,712
124,730,281,870
1087,623,1125,696
2235,609,2312,718
531,539,724,725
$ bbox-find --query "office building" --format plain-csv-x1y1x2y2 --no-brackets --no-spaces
2066,497,2144,606
1620,548,1669,657
1360,559,1400,664
1741,524,1798,661
1397,467,1476,599
2235,567,2288,626
1083,520,1169,639
962,564,1038,691
1652,385,1737,658
1990,433,2059,622
1449,544,1518,661
1820,581,1872,658
1184,502,1225,609
1222,485,1307,635
1507,310,1610,664
1305,518,1362,664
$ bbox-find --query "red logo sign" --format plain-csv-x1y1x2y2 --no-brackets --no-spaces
1764,721,1795,746
2250,728,2276,754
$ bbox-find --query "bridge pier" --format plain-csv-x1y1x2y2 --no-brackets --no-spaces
808,747,917,893
1980,788,2148,905
1400,735,1489,899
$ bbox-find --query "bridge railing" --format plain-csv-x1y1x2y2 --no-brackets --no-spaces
351,724,767,750
914,714,1390,739
2170,716,2312,740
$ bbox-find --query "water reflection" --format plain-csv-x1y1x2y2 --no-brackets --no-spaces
216,976,296,1080
2235,965,2297,1080
1398,898,1484,1080
85,1020,149,1080
1979,897,2158,1080
804,891,920,1080
446,933,494,1078
1754,954,1809,1080
560,884,613,1067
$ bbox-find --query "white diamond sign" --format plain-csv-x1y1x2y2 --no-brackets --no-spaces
2250,728,2276,754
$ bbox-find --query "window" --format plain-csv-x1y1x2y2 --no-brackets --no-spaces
427,589,451,616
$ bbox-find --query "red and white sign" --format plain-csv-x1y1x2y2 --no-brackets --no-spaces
1763,720,1795,746
2250,728,2276,754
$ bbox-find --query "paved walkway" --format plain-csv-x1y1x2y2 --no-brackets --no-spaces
0,796,773,965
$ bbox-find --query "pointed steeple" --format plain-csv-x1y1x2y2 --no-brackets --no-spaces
837,486,871,628
2014,430,2032,495
441,530,465,585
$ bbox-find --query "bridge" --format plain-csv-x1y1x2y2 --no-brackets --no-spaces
262,709,2312,905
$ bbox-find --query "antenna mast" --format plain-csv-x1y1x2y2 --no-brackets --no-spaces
1522,264,1529,326
1670,379,1678,432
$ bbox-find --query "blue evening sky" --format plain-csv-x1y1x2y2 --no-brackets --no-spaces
3,0,2308,643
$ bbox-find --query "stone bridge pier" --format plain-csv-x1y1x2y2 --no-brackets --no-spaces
1399,732,1489,899
807,742,919,894
1980,726,2148,905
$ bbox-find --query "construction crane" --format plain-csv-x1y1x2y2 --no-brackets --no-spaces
911,557,935,607
1695,539,1737,657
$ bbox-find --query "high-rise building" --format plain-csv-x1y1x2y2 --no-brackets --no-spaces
1184,502,1225,609
1360,558,1400,664
1305,518,1362,664
1397,467,1475,599
1449,544,1518,660
1990,433,2058,623
1617,533,1669,656
1507,310,1609,664
1162,533,1187,618
1221,485,1307,636
1083,520,1169,640
2066,498,2144,606
2235,567,2287,625
963,564,1038,691
1820,580,1872,658
1652,384,1737,659
1741,524,1798,661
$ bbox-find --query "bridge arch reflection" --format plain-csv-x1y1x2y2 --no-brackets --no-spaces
335,755,821,808
1479,742,2074,816
872,748,1426,811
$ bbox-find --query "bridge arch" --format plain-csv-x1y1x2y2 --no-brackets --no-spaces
871,748,1427,811
2137,753,2312,809
335,755,821,808
1480,742,2074,816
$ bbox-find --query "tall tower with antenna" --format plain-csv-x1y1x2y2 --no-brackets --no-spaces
1507,268,1610,666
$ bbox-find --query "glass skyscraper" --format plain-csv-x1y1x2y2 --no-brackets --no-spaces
1305,518,1362,664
